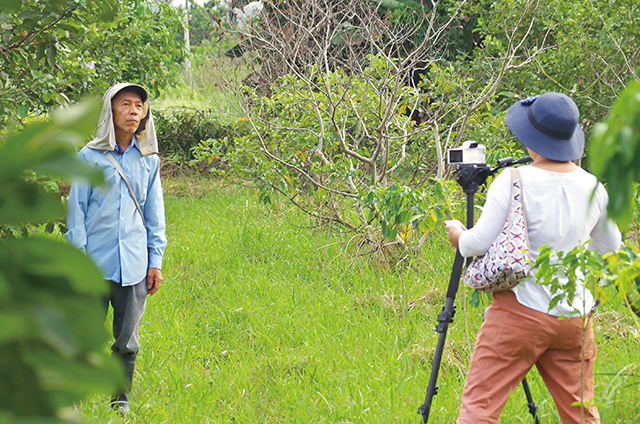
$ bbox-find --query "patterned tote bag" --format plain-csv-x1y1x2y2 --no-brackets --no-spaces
462,167,532,293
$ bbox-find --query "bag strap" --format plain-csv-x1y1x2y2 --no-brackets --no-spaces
507,167,531,252
104,151,146,228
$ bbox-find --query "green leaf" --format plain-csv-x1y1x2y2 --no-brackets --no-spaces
33,155,104,187
365,191,374,204
57,24,79,33
17,10,38,19
0,99,102,183
589,80,640,230
25,345,122,397
5,239,107,297
1,0,22,13
418,218,430,235
434,181,443,199
0,344,56,417
469,290,482,308
367,208,376,222
32,305,78,357
381,220,389,239
45,44,57,68
36,43,46,60
50,99,102,134
18,105,29,120
41,181,58,193
0,182,65,225
45,222,55,234
0,313,25,344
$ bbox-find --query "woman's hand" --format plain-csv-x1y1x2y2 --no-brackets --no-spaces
444,220,466,251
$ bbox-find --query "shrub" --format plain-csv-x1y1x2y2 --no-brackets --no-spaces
154,107,237,163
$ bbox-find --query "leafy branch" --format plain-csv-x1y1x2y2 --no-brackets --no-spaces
535,243,640,319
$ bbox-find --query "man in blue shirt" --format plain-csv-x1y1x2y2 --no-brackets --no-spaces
66,83,167,415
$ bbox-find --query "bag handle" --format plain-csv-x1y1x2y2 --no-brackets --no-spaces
104,151,146,228
507,167,530,253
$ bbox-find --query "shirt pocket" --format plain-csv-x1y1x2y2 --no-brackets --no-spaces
92,156,119,197
126,158,152,206
102,163,119,188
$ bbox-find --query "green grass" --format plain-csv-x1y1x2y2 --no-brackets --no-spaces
78,177,640,423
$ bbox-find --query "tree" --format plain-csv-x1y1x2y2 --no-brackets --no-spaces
480,0,640,126
187,0,229,47
589,80,640,231
196,0,553,249
0,0,185,127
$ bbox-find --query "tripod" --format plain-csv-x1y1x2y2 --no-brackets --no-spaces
418,156,540,424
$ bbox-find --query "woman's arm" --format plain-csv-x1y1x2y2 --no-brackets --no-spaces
589,184,622,254
456,169,512,257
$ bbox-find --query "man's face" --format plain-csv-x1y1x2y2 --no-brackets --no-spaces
112,90,144,136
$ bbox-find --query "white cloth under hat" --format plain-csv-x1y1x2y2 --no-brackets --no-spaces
86,83,158,156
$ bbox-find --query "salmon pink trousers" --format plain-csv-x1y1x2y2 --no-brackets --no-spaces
456,291,600,424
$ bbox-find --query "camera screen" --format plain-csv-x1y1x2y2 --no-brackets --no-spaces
448,150,463,163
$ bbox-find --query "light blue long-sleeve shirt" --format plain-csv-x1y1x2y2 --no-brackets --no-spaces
66,137,167,286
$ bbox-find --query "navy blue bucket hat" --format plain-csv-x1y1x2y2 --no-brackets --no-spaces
504,92,585,161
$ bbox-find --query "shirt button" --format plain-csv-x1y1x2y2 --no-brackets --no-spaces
120,217,124,221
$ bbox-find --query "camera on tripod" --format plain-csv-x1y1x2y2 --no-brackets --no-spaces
447,140,486,165
448,141,490,192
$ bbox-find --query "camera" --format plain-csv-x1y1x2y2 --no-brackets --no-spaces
447,140,486,164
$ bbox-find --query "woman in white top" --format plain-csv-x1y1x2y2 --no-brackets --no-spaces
446,92,621,424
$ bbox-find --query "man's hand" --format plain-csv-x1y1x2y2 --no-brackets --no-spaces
147,267,163,296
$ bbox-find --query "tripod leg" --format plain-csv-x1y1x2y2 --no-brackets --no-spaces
522,377,540,424
418,251,466,423
419,191,477,423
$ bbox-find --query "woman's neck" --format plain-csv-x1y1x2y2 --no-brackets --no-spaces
529,151,578,173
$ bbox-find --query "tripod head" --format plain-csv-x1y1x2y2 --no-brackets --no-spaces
454,156,533,194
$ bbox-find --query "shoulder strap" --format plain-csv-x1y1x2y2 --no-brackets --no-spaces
104,151,146,228
509,167,524,209
507,167,531,251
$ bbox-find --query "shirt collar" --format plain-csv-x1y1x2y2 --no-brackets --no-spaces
114,136,140,154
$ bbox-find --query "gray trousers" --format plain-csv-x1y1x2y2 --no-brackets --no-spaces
103,278,148,359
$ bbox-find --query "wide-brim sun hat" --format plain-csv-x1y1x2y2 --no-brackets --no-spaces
504,92,585,162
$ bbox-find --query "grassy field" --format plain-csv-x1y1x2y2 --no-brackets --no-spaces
78,175,639,423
